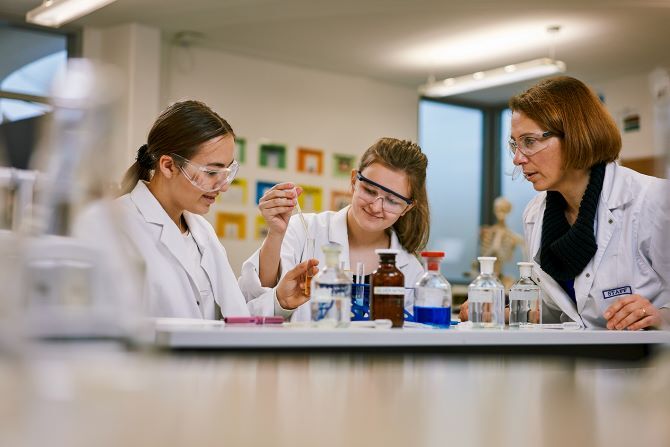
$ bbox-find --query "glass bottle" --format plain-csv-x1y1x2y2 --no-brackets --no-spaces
414,251,452,327
467,256,505,328
310,243,351,327
370,249,405,328
508,262,542,328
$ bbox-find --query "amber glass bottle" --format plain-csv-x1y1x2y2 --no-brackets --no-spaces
370,249,405,327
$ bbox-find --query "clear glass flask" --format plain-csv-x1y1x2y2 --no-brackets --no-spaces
467,256,505,328
508,262,542,328
311,243,351,327
414,251,452,327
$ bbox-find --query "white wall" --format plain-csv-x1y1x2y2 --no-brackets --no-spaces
163,43,418,274
594,72,658,159
82,23,161,180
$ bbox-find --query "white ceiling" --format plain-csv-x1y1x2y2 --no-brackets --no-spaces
3,0,670,104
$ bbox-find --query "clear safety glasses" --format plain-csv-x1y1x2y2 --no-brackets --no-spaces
507,131,555,158
355,171,413,215
170,153,239,193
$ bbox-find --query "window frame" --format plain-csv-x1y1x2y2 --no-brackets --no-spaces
0,16,82,105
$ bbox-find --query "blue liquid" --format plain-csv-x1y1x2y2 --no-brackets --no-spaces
414,305,451,327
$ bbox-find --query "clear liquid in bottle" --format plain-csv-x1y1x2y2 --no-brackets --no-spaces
467,256,505,329
509,262,541,328
311,243,351,327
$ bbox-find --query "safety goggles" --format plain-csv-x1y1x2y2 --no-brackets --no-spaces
170,153,239,193
508,131,555,158
355,171,412,215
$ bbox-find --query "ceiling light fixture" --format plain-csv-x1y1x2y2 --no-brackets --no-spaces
419,58,566,97
419,25,566,98
26,0,117,28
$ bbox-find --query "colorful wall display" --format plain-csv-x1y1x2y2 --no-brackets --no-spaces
255,215,269,240
218,178,247,205
256,180,277,204
235,138,246,164
333,154,355,178
259,143,286,169
330,190,352,211
297,147,324,174
215,212,246,240
298,185,323,212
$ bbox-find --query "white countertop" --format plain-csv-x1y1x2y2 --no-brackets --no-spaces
154,321,670,349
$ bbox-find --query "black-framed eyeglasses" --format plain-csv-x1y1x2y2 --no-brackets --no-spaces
355,171,413,214
508,131,555,158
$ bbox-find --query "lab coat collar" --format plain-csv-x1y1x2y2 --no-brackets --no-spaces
600,162,634,211
329,205,411,269
523,162,632,225
328,206,350,248
130,180,170,227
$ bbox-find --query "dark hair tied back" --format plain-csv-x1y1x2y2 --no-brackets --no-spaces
136,144,155,169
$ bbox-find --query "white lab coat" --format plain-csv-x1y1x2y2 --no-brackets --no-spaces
238,206,425,321
523,163,670,328
78,181,256,319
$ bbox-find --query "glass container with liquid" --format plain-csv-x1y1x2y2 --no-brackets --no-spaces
467,256,505,328
414,251,452,327
508,261,542,328
310,243,351,327
370,249,405,328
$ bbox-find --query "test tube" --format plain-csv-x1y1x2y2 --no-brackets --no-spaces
354,262,364,306
304,237,316,296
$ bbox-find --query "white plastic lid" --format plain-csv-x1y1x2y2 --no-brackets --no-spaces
517,261,534,278
322,243,342,266
477,256,497,274
375,249,400,255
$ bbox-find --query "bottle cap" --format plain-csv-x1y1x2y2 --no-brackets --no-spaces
420,251,445,258
477,256,496,275
375,249,399,255
322,242,342,254
517,261,534,278
321,243,342,266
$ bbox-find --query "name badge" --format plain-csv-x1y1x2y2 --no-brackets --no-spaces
602,286,632,299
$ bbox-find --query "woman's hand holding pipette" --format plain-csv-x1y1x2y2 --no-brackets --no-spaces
258,182,302,235
258,182,303,287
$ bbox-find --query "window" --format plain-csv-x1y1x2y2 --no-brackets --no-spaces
0,22,77,168
419,100,483,283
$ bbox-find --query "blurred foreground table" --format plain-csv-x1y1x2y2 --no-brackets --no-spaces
2,339,670,447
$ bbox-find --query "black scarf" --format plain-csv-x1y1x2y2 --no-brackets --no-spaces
540,162,606,282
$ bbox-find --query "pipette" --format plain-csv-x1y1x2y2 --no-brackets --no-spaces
293,187,310,238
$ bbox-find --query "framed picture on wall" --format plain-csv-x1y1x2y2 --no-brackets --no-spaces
298,185,323,212
259,143,286,169
234,138,246,164
217,178,247,205
255,215,269,240
215,212,246,240
333,154,355,178
256,180,277,204
297,147,323,174
330,190,352,211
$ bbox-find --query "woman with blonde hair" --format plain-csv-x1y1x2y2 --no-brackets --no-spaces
239,137,430,320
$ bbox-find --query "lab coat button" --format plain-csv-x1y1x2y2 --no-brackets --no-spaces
608,218,613,224
585,273,590,278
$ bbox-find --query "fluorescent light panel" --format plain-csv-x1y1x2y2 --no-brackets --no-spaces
26,0,117,28
419,58,566,98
